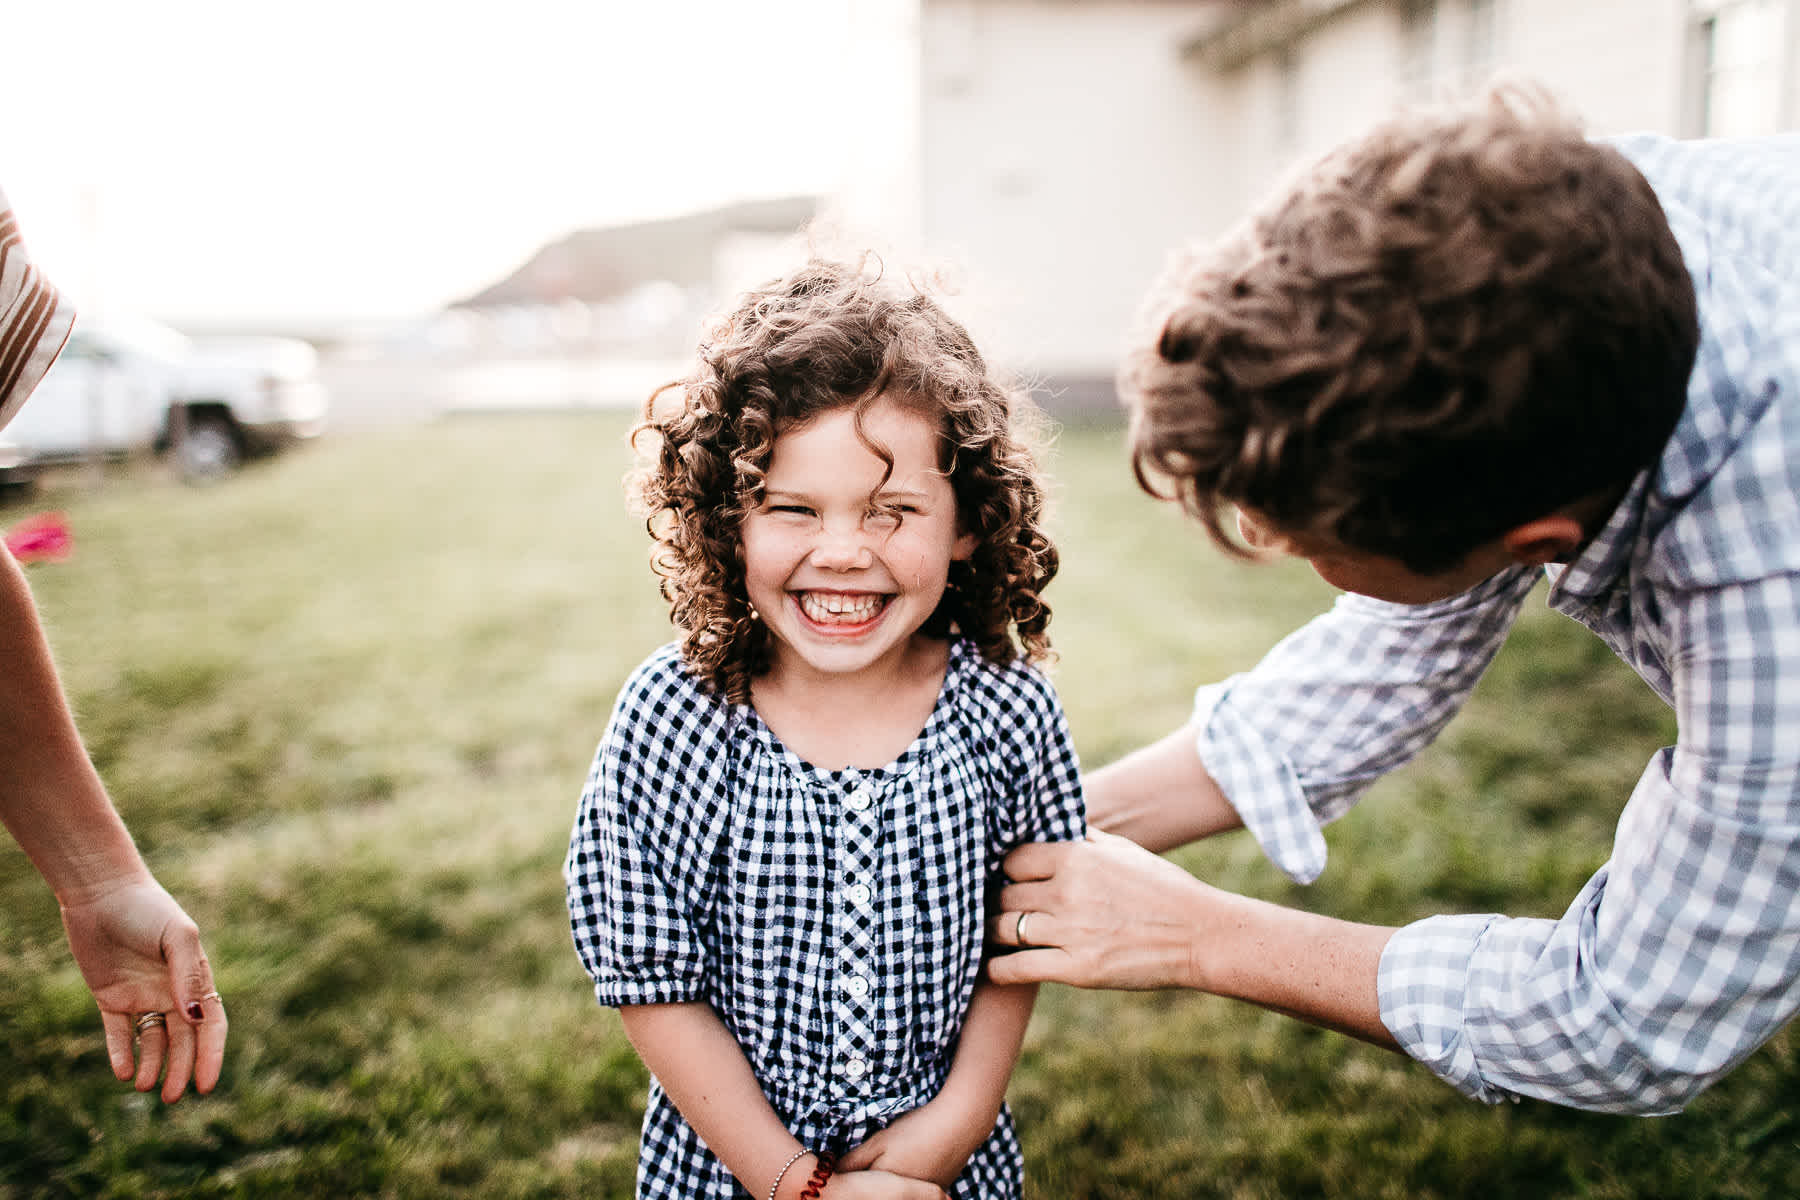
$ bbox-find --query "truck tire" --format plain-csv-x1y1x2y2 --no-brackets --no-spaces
175,412,242,482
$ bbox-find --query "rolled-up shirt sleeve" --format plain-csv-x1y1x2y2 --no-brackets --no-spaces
1380,571,1800,1111
1196,567,1540,882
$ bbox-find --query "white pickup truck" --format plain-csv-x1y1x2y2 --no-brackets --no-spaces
0,313,328,485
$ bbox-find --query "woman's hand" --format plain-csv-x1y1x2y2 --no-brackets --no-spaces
837,1095,986,1188
59,877,227,1101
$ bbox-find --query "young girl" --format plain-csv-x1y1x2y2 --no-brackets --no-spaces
564,257,1085,1200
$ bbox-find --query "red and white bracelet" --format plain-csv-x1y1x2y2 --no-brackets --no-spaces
798,1153,835,1199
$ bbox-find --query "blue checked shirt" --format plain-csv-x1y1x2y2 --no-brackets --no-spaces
565,638,1085,1198
1195,132,1800,1113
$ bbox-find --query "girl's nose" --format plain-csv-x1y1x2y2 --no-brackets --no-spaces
811,525,873,570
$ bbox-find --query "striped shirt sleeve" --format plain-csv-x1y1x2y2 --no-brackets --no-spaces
0,188,77,431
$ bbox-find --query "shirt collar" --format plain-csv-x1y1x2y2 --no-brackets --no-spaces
1546,469,1652,601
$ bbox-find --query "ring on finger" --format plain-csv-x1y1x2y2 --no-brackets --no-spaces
134,1011,167,1035
1015,910,1033,945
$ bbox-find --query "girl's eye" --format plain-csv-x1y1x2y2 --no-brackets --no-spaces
866,507,902,528
768,504,813,517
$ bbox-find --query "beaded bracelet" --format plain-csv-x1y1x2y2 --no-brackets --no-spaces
798,1153,835,1199
767,1148,810,1200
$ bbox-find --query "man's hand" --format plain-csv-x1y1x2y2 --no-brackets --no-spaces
988,829,1219,990
989,830,1400,1047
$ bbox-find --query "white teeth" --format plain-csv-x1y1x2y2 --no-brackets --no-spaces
799,592,885,623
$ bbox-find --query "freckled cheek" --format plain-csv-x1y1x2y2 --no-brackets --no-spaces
745,529,803,568
891,540,951,591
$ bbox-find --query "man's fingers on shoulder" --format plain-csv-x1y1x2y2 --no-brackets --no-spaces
987,947,1061,987
1002,839,1066,879
1085,827,1135,852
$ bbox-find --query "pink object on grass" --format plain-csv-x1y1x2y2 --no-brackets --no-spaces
4,512,72,563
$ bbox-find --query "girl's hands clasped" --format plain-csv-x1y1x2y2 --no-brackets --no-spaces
814,1168,948,1199
837,1094,983,1190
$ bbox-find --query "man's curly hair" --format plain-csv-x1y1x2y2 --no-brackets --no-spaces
1121,82,1699,574
631,255,1058,702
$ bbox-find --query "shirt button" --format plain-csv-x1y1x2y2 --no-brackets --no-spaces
846,785,873,812
844,1057,867,1080
845,883,871,906
846,974,871,998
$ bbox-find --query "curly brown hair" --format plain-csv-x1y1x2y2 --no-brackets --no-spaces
631,255,1058,702
1121,82,1699,574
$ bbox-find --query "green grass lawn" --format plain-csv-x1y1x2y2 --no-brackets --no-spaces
1,412,1793,1199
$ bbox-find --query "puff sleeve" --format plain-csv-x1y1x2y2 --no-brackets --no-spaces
564,645,737,1007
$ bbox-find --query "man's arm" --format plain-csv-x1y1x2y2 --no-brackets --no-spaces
1382,569,1800,1113
988,831,1399,1049
1084,723,1243,851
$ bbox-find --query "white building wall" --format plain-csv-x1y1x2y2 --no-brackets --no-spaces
1230,5,1414,209
887,0,1796,384
1500,0,1691,132
829,0,928,247
1256,1,1692,182
911,0,1238,378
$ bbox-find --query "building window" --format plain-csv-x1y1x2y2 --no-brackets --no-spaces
1690,0,1790,136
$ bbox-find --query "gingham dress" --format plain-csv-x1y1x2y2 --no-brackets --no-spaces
565,638,1085,1199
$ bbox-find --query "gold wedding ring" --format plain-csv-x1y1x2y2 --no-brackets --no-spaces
134,1011,167,1034
1015,911,1033,945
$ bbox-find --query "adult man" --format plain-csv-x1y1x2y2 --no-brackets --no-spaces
990,86,1799,1114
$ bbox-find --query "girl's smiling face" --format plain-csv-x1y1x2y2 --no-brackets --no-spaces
741,393,976,686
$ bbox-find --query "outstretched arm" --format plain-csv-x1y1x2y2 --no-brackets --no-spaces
0,547,226,1100
619,1003,949,1199
1083,722,1243,852
837,980,1037,1186
988,831,1398,1049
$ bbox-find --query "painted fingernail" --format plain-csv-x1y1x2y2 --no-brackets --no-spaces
186,1003,205,1020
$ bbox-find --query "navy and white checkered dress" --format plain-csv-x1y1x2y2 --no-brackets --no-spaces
565,637,1085,1198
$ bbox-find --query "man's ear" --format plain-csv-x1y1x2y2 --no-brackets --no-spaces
1500,515,1585,566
